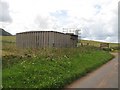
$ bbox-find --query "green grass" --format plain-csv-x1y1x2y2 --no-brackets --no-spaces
79,39,120,52
0,36,16,43
2,36,115,88
79,39,119,48
2,47,114,88
1,36,16,55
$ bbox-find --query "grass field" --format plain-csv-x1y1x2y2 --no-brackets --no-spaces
79,39,118,48
1,36,116,88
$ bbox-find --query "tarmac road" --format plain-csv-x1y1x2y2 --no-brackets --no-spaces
65,52,118,88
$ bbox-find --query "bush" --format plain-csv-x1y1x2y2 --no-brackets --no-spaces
102,48,111,51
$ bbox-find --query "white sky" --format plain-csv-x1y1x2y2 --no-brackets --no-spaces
0,0,119,43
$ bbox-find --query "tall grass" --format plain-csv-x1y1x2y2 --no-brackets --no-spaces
2,46,113,88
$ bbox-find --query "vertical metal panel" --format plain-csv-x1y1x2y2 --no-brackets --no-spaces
45,32,47,47
42,31,44,47
41,31,43,47
24,33,26,48
21,33,23,48
67,34,70,47
19,34,21,47
35,32,37,48
56,32,59,47
62,34,66,47
45,31,47,47
44,31,45,48
55,32,57,47
26,33,28,48
28,32,30,48
23,33,26,48
45,31,48,47
47,32,49,47
40,31,42,47
62,34,64,47
52,32,54,47
49,31,53,47
37,32,39,48
19,34,21,48
38,32,41,47
56,33,58,47
61,33,63,47
22,33,24,48
64,34,66,47
45,32,46,47
38,32,40,47
59,33,61,47
31,32,33,48
43,31,45,47
25,33,27,48
32,32,35,48
39,32,41,47
31,32,32,48
44,32,47,47
65,34,67,47
54,32,57,47
69,35,71,47
29,32,32,48
32,32,34,48
58,33,60,47
43,31,44,47
48,32,50,47
29,32,31,48
34,32,36,48
47,31,49,47
59,33,62,47
22,33,23,48
26,32,29,48
16,31,78,48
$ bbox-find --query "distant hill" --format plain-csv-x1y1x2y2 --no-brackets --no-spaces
0,28,12,36
79,39,118,48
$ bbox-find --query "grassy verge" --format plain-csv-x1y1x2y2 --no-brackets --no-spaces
2,46,114,89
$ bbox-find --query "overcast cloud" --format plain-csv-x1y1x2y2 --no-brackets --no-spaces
0,0,119,43
0,0,12,22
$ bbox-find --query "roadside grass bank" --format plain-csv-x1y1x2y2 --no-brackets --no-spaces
2,46,114,89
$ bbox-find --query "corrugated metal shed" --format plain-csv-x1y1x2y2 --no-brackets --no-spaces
16,31,78,48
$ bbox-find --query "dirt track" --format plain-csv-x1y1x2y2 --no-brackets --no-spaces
65,52,118,88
